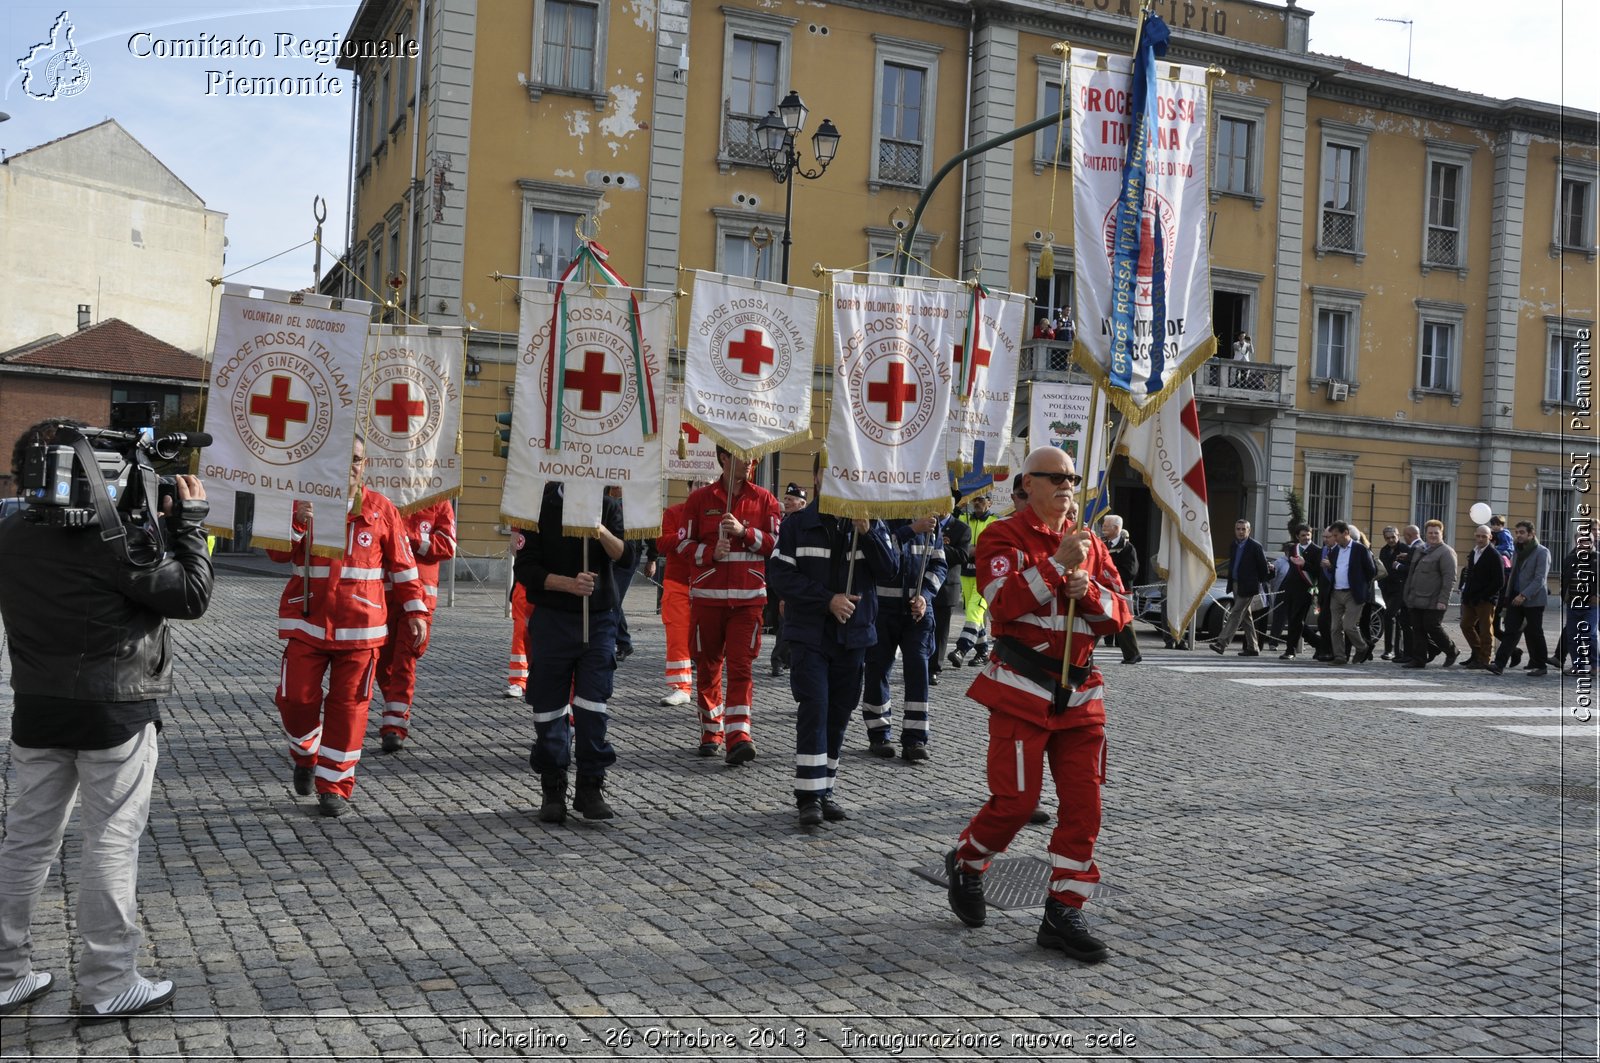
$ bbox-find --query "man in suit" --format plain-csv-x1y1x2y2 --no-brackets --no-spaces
1321,519,1378,664
1278,524,1319,660
1210,519,1270,657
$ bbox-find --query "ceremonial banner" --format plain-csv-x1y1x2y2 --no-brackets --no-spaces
663,387,720,483
502,285,666,537
945,285,1025,476
1070,21,1216,425
1118,375,1214,638
824,279,958,517
1028,381,1109,493
683,271,821,459
358,324,465,512
201,285,372,557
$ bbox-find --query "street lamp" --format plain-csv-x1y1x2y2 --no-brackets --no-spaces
756,90,840,284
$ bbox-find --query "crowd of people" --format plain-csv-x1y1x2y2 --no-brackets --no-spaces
1208,513,1596,680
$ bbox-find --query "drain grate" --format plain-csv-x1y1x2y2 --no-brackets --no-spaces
1526,784,1600,802
913,855,1127,909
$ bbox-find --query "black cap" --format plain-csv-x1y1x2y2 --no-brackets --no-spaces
785,482,807,499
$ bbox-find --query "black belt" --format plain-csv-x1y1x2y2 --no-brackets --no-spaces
993,637,1091,715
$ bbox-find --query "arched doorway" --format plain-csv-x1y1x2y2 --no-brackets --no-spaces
1201,436,1249,561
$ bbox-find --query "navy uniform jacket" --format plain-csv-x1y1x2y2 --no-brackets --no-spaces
937,516,970,607
766,502,897,651
876,519,947,615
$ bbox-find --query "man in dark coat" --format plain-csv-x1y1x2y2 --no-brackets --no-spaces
1320,519,1378,664
1209,519,1271,656
1099,513,1141,664
1278,524,1319,660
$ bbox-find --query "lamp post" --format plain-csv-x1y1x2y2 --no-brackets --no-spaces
755,91,840,284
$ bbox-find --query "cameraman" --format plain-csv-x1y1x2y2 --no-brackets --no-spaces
0,420,213,1021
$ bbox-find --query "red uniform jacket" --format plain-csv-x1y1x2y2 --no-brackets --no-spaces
267,488,428,649
677,480,782,607
967,508,1130,729
390,498,457,603
655,501,692,587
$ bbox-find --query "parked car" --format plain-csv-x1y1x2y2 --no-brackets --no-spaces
0,498,28,520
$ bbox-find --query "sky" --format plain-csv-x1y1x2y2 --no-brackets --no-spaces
1,1,1596,298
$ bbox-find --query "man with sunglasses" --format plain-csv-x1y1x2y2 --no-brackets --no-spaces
944,446,1131,963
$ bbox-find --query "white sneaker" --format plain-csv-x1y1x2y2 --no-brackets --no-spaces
81,976,175,1022
504,684,525,699
0,971,52,1016
659,689,690,707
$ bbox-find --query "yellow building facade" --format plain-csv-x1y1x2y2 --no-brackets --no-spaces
339,0,1597,569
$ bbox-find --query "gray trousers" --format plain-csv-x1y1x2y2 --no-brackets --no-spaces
1213,595,1260,653
0,724,158,1004
1330,589,1369,659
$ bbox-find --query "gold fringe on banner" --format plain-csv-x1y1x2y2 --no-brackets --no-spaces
502,514,661,543
1067,334,1218,427
680,412,812,466
816,495,952,521
240,532,347,562
391,486,463,517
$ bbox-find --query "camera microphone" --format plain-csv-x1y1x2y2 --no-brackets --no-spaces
151,432,212,460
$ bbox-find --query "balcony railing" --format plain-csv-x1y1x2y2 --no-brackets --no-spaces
723,112,764,166
1019,343,1291,410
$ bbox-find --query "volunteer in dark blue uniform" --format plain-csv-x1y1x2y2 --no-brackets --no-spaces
862,515,947,761
514,482,627,823
767,461,898,827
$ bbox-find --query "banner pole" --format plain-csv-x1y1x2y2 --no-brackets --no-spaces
1059,382,1106,683
581,536,590,646
846,525,860,594
301,511,313,617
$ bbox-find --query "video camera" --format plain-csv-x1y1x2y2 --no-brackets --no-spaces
18,402,210,564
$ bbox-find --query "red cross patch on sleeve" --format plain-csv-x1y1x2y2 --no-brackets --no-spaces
989,555,1011,578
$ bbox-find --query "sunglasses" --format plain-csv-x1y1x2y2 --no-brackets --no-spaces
1027,471,1084,487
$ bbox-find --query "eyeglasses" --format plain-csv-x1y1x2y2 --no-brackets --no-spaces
1027,471,1083,487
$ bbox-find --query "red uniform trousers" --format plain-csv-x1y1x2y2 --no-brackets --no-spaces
663,580,692,696
691,601,764,748
375,610,431,739
277,640,380,798
508,585,534,690
954,710,1107,908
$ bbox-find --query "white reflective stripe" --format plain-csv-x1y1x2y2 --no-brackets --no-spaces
983,662,1104,708
385,701,408,713
278,656,289,698
283,723,322,747
771,552,797,567
1023,566,1053,605
724,551,763,562
981,575,1009,605
749,528,765,551
904,718,929,732
423,585,439,598
381,710,409,723
1076,584,1113,620
795,753,828,767
966,836,995,856
305,565,333,578
691,587,766,600
666,659,691,669
1009,613,1095,635
1051,853,1095,872
572,695,609,715
389,566,420,583
795,777,831,791
508,668,529,679
341,566,384,580
877,586,905,597
694,544,708,565
351,594,382,609
531,705,569,723
510,654,528,664
333,625,389,641
318,744,362,763
403,599,430,613
724,719,752,734
795,546,831,558
1015,740,1025,792
1054,879,1097,898
432,532,456,551
279,618,325,639
315,764,357,782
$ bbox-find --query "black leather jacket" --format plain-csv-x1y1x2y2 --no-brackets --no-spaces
0,507,214,701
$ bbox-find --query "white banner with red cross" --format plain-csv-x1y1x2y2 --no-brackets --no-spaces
663,386,721,483
945,284,1025,476
201,284,373,558
357,323,465,513
683,271,821,460
823,278,959,518
503,283,666,538
1070,48,1216,425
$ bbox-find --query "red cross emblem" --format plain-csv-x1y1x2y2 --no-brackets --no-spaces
681,421,702,444
953,337,992,372
357,531,373,548
865,360,918,425
374,382,425,435
564,350,624,412
248,375,310,443
725,328,775,377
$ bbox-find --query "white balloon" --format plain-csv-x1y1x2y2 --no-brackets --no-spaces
1469,501,1493,525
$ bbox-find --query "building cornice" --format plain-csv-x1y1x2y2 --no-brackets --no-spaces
0,364,206,389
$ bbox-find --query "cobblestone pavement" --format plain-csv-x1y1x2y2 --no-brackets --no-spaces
1,559,1594,1060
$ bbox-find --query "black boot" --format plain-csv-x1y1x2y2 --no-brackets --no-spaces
572,775,615,820
538,771,568,824
1037,898,1109,963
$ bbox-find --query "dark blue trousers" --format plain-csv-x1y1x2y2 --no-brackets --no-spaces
790,642,866,804
862,603,933,747
526,606,618,779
